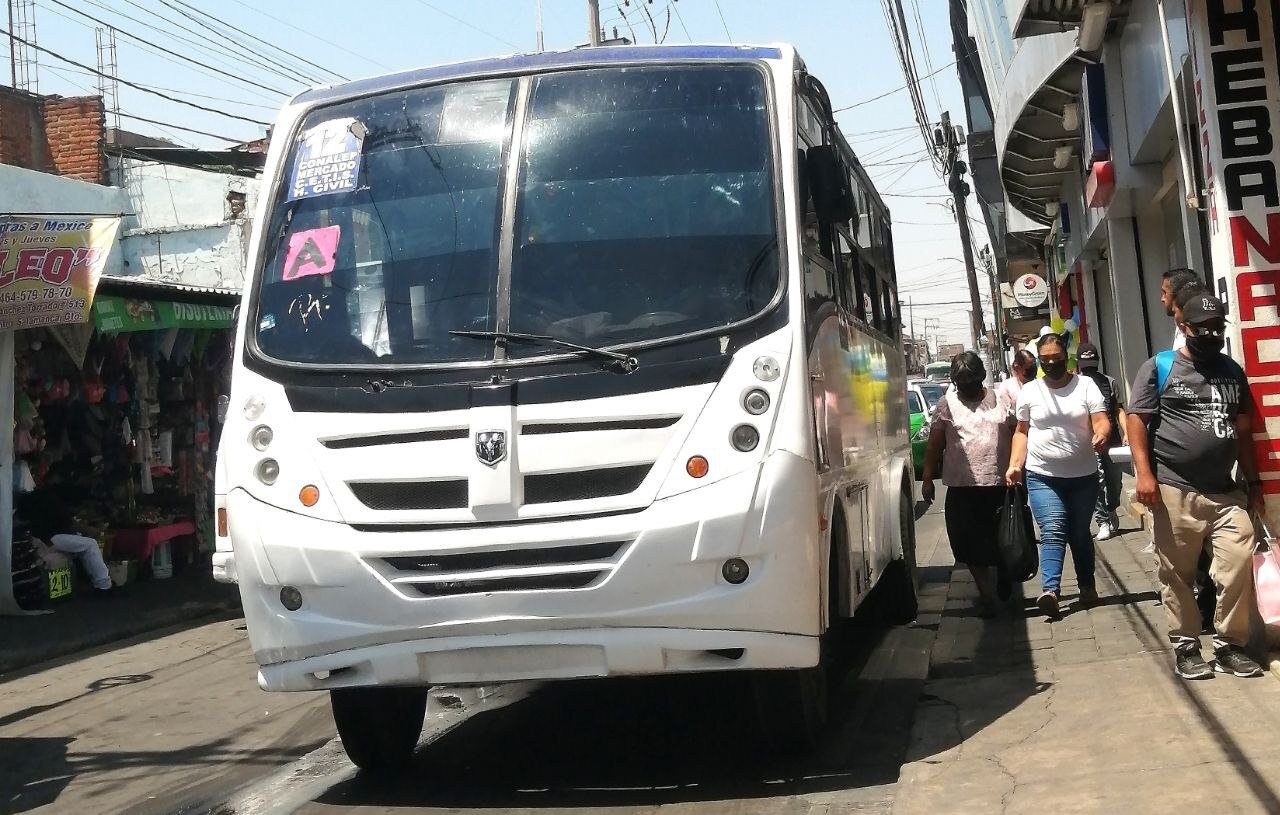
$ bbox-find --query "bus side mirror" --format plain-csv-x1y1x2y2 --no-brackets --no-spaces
806,145,856,225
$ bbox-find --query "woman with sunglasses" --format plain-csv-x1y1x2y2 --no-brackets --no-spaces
1006,333,1112,618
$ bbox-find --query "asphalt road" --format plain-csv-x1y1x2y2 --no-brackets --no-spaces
2,501,950,815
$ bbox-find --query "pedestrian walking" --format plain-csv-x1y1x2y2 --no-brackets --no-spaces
1075,342,1127,540
921,352,1014,616
1006,333,1111,618
1160,268,1202,351
1127,293,1265,680
998,349,1036,406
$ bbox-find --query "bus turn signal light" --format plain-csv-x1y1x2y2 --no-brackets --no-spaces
299,485,320,507
686,456,709,478
217,507,228,537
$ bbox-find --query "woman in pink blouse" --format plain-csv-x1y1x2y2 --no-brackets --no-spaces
921,352,1015,615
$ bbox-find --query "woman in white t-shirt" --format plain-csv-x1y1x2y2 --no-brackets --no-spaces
1006,333,1111,619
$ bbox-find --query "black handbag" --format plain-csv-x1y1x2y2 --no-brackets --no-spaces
997,485,1038,582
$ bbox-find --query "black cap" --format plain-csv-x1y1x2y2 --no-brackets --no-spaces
1181,293,1227,325
1076,342,1100,367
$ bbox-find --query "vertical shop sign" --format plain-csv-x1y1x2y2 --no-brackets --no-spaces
0,216,120,330
1190,0,1280,523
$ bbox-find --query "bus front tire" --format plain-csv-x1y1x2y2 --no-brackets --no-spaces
330,686,428,772
880,487,920,624
751,666,828,754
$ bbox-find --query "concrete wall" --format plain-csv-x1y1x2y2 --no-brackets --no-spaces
110,158,259,231
118,223,248,290
0,163,126,214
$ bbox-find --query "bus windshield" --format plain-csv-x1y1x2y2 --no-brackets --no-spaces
252,64,780,367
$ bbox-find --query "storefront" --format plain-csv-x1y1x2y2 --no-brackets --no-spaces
8,277,236,611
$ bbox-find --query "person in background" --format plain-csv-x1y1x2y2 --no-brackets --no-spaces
1006,333,1110,618
998,349,1037,406
1076,342,1127,540
32,509,113,596
922,352,1014,616
1128,294,1264,680
1161,268,1202,351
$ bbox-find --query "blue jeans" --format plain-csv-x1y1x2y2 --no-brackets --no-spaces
1026,471,1099,595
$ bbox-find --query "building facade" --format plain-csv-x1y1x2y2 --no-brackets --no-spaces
961,0,1280,523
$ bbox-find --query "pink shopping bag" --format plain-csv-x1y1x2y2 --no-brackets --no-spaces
1255,518,1280,627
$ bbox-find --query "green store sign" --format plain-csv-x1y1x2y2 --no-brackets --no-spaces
92,295,234,332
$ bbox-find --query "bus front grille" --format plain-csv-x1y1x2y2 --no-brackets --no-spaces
349,479,469,510
523,464,652,504
377,540,629,598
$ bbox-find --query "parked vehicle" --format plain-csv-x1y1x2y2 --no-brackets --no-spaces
907,379,946,476
215,43,916,767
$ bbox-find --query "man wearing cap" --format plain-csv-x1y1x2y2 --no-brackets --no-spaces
1076,342,1126,540
1127,294,1265,680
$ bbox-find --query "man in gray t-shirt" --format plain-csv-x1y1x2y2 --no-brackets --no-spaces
1127,294,1264,680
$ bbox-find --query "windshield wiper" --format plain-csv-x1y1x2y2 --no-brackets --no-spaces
449,329,639,373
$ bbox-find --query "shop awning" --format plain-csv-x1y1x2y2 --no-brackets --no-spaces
91,277,240,332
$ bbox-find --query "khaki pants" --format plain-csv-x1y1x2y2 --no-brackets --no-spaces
1151,484,1256,649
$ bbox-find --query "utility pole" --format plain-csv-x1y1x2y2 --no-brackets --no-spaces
981,246,1007,375
6,0,15,88
587,0,601,46
938,111,986,362
907,296,917,373
535,0,545,52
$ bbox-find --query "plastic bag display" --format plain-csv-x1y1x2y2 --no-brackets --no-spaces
1254,517,1280,628
997,485,1038,582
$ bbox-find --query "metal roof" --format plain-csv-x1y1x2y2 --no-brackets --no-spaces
96,275,241,305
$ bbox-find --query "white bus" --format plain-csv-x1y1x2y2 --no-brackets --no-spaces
215,43,916,767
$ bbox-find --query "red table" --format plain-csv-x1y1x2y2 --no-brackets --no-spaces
111,520,197,562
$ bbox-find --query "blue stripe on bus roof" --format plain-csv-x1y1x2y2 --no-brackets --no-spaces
293,45,786,105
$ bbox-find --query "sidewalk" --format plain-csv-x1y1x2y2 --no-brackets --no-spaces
0,568,240,677
895,507,1280,813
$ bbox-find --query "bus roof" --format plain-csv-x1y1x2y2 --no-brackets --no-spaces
292,44,790,107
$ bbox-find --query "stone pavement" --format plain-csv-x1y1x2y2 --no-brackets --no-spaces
895,504,1280,814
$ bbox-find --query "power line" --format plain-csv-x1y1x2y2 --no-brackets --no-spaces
671,0,693,42
223,0,392,71
834,58,958,112
73,0,315,87
37,0,290,96
713,0,733,42
116,112,247,142
0,28,270,126
405,0,521,49
162,0,348,83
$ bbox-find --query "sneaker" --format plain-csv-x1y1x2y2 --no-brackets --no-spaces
1213,645,1264,678
1109,512,1121,529
1175,647,1214,680
1077,586,1099,608
1036,591,1060,618
1096,522,1115,541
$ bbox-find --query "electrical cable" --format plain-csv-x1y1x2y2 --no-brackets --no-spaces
115,112,248,142
713,0,733,42
223,0,392,71
163,0,348,82
0,28,271,126
405,0,521,50
834,58,958,112
35,0,290,96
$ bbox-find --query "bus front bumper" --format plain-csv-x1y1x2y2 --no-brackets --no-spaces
229,451,823,691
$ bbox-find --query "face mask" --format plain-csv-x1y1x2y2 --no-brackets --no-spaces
1041,360,1067,379
955,380,983,398
1186,334,1224,357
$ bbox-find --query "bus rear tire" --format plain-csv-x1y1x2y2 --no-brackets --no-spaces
330,686,428,772
880,487,919,624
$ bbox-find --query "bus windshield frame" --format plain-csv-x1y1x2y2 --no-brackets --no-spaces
246,61,786,372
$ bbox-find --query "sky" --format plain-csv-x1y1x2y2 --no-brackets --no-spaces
9,0,991,345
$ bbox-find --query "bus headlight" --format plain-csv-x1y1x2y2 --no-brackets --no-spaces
250,425,274,451
753,356,780,382
243,395,267,420
743,389,770,415
256,458,280,485
730,424,759,452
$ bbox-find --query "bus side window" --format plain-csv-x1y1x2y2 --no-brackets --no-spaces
835,230,863,323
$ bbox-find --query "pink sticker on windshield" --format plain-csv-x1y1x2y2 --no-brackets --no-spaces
282,225,340,282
